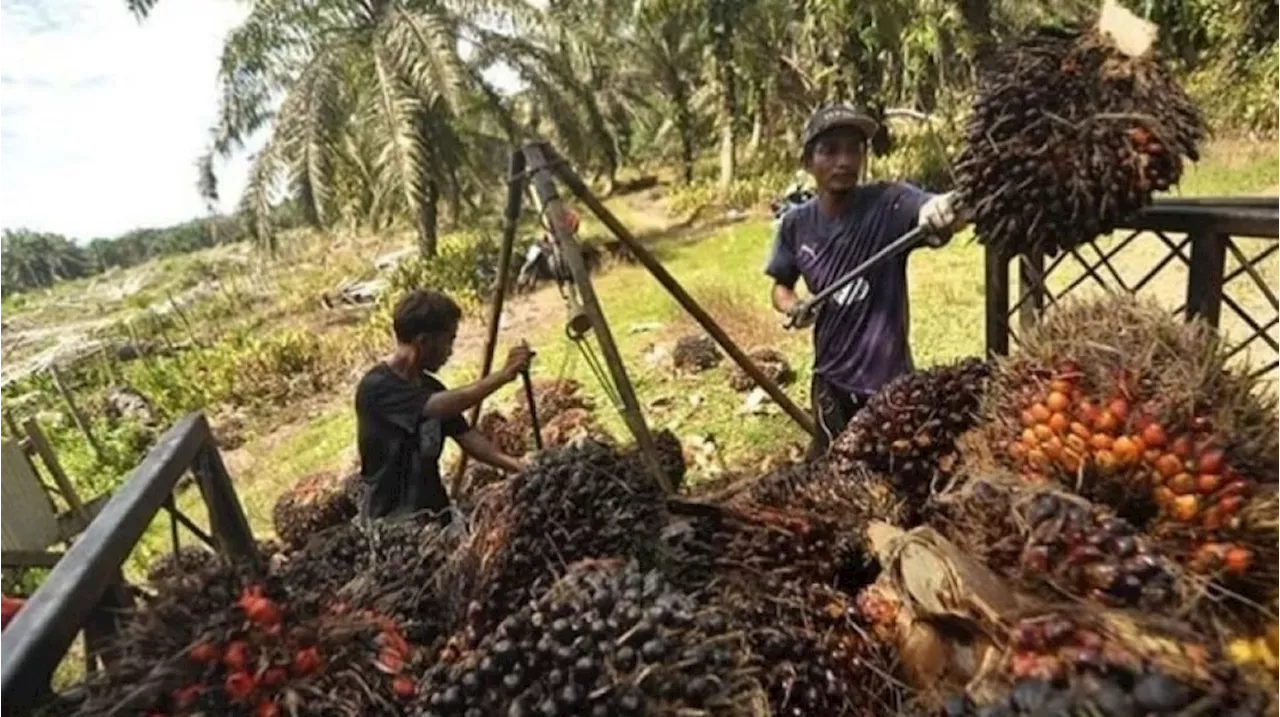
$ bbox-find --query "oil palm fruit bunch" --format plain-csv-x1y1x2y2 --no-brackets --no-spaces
418,560,758,717
954,2,1205,258
272,518,458,646
146,545,217,585
931,479,1177,610
980,296,1278,593
728,579,895,717
831,358,991,500
449,440,668,635
270,470,361,550
728,458,909,533
672,334,722,373
940,668,1272,717
1003,610,1220,688
76,558,423,717
728,347,795,392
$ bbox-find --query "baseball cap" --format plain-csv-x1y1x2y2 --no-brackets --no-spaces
801,104,879,150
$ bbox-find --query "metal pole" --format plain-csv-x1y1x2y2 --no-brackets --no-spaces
542,145,817,437
520,368,543,450
192,439,260,566
789,226,927,325
455,152,526,490
521,142,672,493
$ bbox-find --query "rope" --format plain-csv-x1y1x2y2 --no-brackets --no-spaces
570,327,623,411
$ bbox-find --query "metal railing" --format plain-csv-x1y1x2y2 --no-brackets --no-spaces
0,412,259,714
985,196,1279,380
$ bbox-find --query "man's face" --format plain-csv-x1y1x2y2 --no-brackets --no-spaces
805,127,865,193
416,325,458,373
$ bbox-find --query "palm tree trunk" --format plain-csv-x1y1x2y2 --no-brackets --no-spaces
712,0,736,190
669,75,696,184
747,82,765,158
418,179,439,258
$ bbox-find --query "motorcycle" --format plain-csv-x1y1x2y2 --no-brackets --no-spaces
770,184,814,225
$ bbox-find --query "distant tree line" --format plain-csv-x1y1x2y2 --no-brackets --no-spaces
1,202,307,296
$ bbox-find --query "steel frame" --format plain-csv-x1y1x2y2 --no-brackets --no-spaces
1,412,258,714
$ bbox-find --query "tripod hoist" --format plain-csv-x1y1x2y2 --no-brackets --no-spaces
456,142,817,494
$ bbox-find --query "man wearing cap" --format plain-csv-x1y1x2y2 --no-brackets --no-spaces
765,104,961,458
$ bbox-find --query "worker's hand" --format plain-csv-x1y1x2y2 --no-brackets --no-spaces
918,191,959,246
784,301,817,330
499,342,535,382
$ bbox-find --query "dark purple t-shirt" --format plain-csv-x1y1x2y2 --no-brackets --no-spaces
765,182,931,397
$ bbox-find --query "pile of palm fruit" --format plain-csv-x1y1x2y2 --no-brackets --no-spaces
61,290,1275,717
52,7,1265,703
270,470,363,549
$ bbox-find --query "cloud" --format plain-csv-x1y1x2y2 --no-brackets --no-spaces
0,0,253,241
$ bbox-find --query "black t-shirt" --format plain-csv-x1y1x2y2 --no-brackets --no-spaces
354,363,469,520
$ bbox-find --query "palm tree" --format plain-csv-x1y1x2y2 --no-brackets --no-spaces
175,0,515,257
629,0,705,184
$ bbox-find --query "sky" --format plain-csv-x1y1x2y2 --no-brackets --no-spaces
0,0,254,241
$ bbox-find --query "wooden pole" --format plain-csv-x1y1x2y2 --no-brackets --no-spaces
522,143,671,493
192,442,259,566
542,144,817,437
47,364,104,462
22,418,90,522
98,346,118,386
166,290,200,347
454,152,526,491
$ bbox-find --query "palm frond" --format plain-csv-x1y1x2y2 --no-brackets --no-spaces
127,0,159,20
370,41,425,230
196,152,219,213
385,4,469,106
239,141,285,253
274,50,347,228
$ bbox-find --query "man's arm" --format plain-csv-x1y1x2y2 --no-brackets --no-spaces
423,344,533,418
455,429,526,473
765,216,802,314
423,372,513,419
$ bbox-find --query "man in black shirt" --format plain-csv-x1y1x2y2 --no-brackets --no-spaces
355,289,533,521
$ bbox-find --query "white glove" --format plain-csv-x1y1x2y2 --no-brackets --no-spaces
918,191,958,246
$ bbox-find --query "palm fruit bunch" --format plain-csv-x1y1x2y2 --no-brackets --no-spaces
929,479,1178,610
418,560,760,717
270,470,361,550
939,668,1273,717
146,545,217,585
513,378,594,426
661,501,866,595
727,577,899,717
443,440,668,636
830,357,991,501
727,347,795,392
474,411,528,457
672,334,722,373
475,378,604,458
1225,621,1280,676
982,610,1276,716
954,1,1205,258
725,457,908,532
74,558,424,717
979,296,1278,598
272,518,459,646
657,503,899,716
